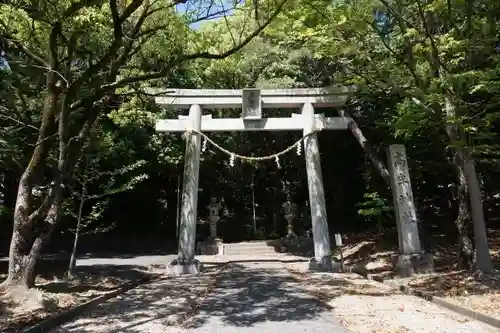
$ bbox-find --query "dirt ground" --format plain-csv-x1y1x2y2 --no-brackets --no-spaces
333,229,500,321
285,265,498,333
0,265,152,332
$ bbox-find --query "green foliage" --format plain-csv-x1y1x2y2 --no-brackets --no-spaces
3,0,500,251
357,192,392,219
62,127,148,236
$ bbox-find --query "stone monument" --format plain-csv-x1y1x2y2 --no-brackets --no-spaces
387,144,434,276
282,194,298,237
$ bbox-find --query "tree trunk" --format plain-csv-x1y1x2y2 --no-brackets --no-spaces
67,185,86,279
1,177,37,289
444,97,492,272
463,152,492,272
1,178,62,290
338,109,391,188
2,227,42,289
455,164,474,270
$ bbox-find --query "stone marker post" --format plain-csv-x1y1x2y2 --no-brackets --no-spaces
168,104,203,275
387,144,433,276
302,103,335,272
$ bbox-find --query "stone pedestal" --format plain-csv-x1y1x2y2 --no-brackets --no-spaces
392,252,434,277
285,214,296,237
198,237,223,255
167,258,203,275
308,257,342,272
215,238,223,255
209,220,218,238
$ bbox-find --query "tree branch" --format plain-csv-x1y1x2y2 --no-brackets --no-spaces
62,0,104,20
6,39,49,67
67,0,149,97
102,0,289,90
414,0,450,74
121,0,146,23
0,113,39,131
189,8,234,24
110,0,123,40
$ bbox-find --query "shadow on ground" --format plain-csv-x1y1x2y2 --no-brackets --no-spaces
56,263,348,332
76,249,176,260
186,264,338,328
1,264,152,333
37,264,148,294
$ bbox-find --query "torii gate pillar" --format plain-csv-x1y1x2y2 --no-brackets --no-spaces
168,104,203,275
302,103,333,271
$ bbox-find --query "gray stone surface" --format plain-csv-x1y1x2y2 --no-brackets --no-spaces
69,253,307,268
392,252,435,277
387,144,422,255
50,261,347,333
75,254,177,267
177,104,203,262
185,262,347,333
167,258,203,275
302,103,333,268
308,257,342,273
197,238,223,255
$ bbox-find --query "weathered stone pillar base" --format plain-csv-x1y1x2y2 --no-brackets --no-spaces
167,258,203,275
392,252,434,277
308,256,342,272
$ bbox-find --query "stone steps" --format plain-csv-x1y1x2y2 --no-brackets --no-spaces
223,241,277,255
224,241,276,256
224,248,277,255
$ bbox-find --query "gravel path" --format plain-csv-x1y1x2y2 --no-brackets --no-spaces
51,262,347,333
49,258,498,333
50,264,223,333
184,262,347,332
287,263,500,333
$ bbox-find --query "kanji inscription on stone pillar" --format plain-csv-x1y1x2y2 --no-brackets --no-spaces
387,144,421,255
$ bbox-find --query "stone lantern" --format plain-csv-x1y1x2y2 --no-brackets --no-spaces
282,194,298,237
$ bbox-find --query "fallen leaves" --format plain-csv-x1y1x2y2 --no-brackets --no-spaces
0,271,143,332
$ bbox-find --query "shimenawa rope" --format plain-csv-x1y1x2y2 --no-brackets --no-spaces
181,128,321,164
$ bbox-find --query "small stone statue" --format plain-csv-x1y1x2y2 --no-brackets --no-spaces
282,194,297,237
207,197,221,239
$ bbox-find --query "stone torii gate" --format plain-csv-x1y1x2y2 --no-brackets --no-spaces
155,87,352,274
154,87,431,276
